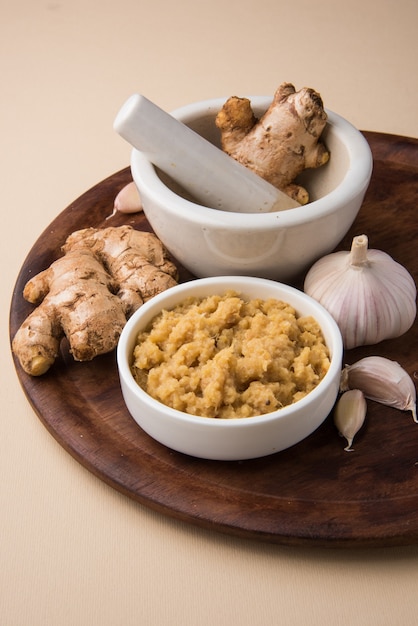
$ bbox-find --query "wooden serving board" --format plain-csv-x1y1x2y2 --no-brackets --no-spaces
9,132,418,548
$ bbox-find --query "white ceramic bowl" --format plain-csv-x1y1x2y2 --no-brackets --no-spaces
117,276,343,461
131,96,373,282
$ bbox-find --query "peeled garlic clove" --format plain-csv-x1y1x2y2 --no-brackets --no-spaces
340,356,417,423
114,181,143,214
334,389,367,451
304,234,417,349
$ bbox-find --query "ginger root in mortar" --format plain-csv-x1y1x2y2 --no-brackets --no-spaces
216,82,330,205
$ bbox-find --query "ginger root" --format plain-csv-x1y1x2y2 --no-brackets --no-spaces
12,249,127,376
13,226,178,376
63,226,178,317
215,83,330,205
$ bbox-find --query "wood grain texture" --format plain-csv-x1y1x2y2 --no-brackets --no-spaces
9,132,418,548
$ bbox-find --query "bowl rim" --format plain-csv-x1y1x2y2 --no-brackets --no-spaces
130,97,373,229
117,276,343,429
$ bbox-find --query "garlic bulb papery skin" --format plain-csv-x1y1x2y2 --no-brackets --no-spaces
340,356,417,423
304,235,417,349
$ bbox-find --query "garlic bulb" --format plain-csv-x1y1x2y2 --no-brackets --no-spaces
304,235,416,349
334,389,367,451
340,356,417,422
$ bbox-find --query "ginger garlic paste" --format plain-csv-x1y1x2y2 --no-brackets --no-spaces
131,291,330,418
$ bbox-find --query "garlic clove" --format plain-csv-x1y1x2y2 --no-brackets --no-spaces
334,389,367,451
340,356,417,423
114,181,143,214
304,234,417,349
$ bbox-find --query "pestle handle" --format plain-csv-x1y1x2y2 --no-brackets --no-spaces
113,94,299,213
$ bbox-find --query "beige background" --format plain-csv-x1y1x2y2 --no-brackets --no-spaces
2,0,418,624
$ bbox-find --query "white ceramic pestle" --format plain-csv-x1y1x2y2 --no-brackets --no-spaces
113,94,299,213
